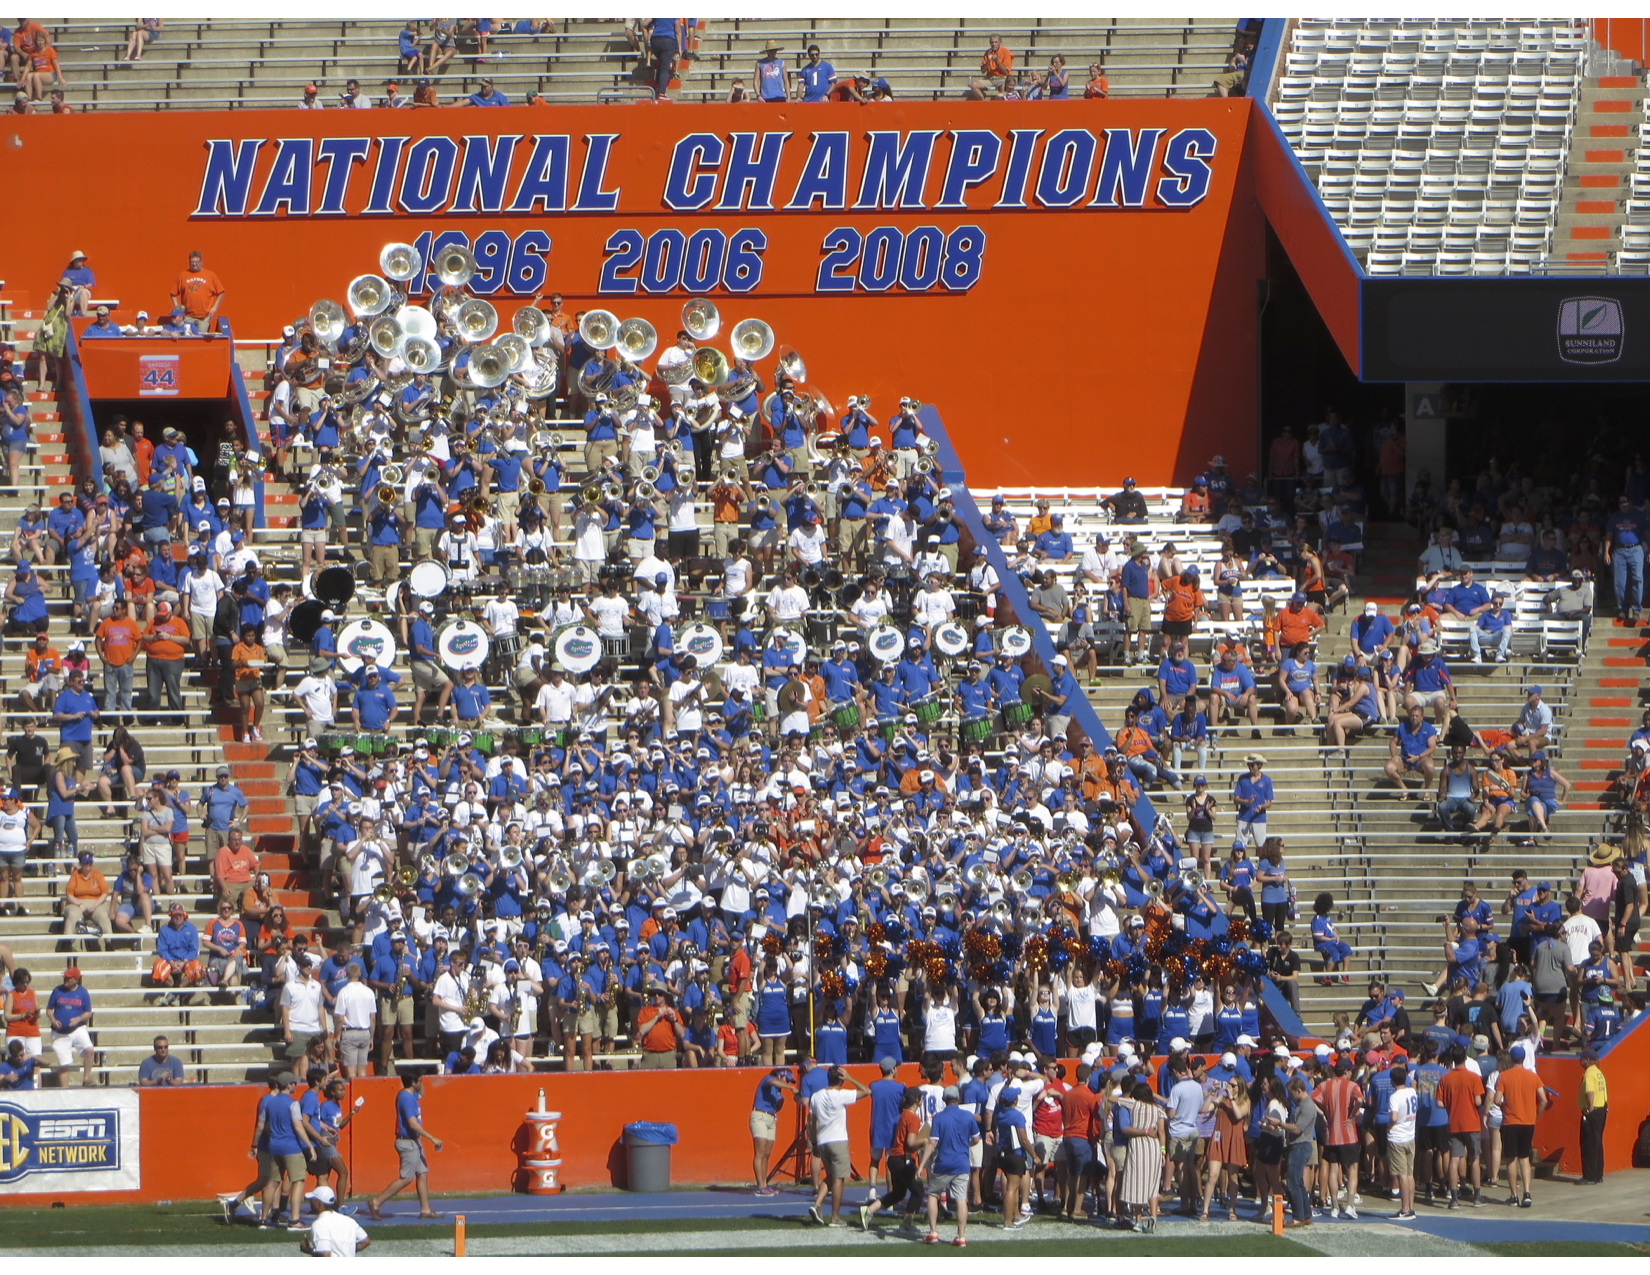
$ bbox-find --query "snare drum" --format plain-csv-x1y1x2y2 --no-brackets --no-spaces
427,726,455,749
961,716,993,745
914,697,944,727
1002,701,1033,730
751,700,768,722
472,730,495,756
515,725,545,747
367,733,388,756
830,702,860,731
600,634,628,661
318,731,347,756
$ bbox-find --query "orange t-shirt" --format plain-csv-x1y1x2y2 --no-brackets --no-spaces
96,617,144,668
1437,1066,1485,1133
1115,725,1153,759
7,987,39,1037
173,267,225,320
637,1005,680,1052
24,646,61,682
1180,491,1209,520
145,617,190,663
1085,74,1109,99
66,868,108,901
231,641,265,684
1060,1082,1099,1138
1496,1064,1540,1126
1277,606,1324,649
890,1108,922,1156
981,46,1014,76
1162,578,1203,623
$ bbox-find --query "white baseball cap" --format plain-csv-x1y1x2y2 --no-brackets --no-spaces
305,1185,337,1205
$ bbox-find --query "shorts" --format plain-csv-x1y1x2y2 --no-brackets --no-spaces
1108,1142,1128,1171
968,1138,983,1168
1411,689,1449,709
999,1148,1028,1176
1168,1135,1199,1163
396,1136,429,1178
1447,1133,1479,1160
51,1025,93,1063
1387,1140,1415,1177
378,995,415,1027
1418,1124,1450,1155
411,660,451,692
1326,1142,1359,1168
5,1036,40,1058
1125,596,1151,633
188,610,213,643
749,1109,777,1140
301,529,328,546
1033,1132,1060,1164
1501,1124,1534,1159
260,1150,308,1182
927,1170,969,1203
0,850,23,869
1067,1026,1097,1049
1060,1137,1095,1171
748,526,778,551
818,1140,851,1180
293,794,319,821
338,1028,372,1069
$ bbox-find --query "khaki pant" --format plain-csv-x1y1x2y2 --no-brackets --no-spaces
368,544,399,582
584,439,620,475
64,895,112,937
839,518,867,560
413,527,441,560
712,521,742,558
639,1048,677,1069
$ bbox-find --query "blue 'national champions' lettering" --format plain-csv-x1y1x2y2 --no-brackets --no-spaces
192,127,1215,218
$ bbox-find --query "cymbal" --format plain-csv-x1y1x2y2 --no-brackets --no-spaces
1022,673,1053,703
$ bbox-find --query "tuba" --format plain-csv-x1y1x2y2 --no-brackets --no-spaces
775,346,806,384
616,317,658,362
401,336,441,374
380,242,423,282
682,296,720,341
548,864,575,892
466,343,509,388
309,299,347,347
494,332,531,374
579,309,619,351
368,313,404,358
730,317,775,361
691,346,729,386
512,304,552,347
454,298,499,343
347,274,393,319
434,244,477,288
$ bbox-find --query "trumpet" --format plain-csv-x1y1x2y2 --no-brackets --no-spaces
395,865,418,888
1182,869,1207,892
804,480,822,497
904,875,929,905
867,864,890,889
548,865,575,892
527,478,546,496
754,494,773,514
1144,879,1164,901
381,463,405,486
376,484,395,505
417,853,440,877
455,871,485,899
601,482,623,501
937,889,959,913
635,481,656,501
640,464,659,484
580,484,602,507
964,862,990,887
990,899,1014,923
373,882,395,902
916,457,935,476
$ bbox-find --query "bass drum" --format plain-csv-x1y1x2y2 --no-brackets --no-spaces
998,625,1033,659
436,618,490,672
933,621,969,659
409,560,450,599
767,626,806,667
336,618,398,674
554,623,602,674
676,621,724,669
866,622,905,664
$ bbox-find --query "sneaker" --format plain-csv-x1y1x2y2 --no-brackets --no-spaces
1520,1194,1532,1209
1504,1195,1520,1207
807,1205,823,1225
1394,1209,1417,1221
1351,1194,1361,1206
1422,982,1439,997
1330,1206,1342,1219
1020,1202,1033,1216
921,1232,939,1245
826,1219,846,1228
950,1237,968,1247
287,1223,309,1232
219,1196,238,1224
1345,1206,1358,1220
858,1205,869,1232
1447,1193,1458,1211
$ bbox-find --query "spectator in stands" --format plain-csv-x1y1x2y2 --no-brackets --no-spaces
1382,703,1438,798
425,19,457,76
1402,641,1456,730
1468,594,1513,665
1517,754,1570,846
755,43,789,101
1083,61,1108,99
979,33,1013,87
463,77,508,107
338,78,370,109
1044,54,1069,99
1211,46,1248,97
796,44,837,102
1603,493,1645,625
397,20,423,74
1544,570,1594,640
172,251,226,330
121,18,161,62
47,967,94,1087
20,36,64,102
56,250,94,318
382,79,408,108
297,82,321,110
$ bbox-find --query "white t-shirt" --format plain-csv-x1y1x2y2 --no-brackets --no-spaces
809,1087,859,1146
1561,914,1602,965
308,1209,370,1257
535,679,574,724
923,1002,956,1053
1388,1085,1418,1144
588,595,630,637
281,976,324,1034
433,971,465,1033
334,980,377,1031
669,677,704,732
294,675,336,725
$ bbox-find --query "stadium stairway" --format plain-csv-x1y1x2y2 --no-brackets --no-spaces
38,17,1240,111
1558,75,1647,264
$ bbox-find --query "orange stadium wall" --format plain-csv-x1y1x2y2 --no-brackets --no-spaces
2,99,1266,486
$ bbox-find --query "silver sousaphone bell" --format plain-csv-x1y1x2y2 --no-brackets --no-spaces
346,274,392,319
616,317,657,362
454,298,498,343
434,244,477,288
579,309,619,351
380,242,422,282
730,317,774,361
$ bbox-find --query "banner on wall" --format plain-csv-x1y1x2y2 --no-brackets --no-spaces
0,1090,140,1193
4,100,1259,484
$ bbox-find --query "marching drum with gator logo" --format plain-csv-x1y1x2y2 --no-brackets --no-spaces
677,622,725,669
554,623,602,674
436,618,490,671
866,623,905,664
335,619,398,674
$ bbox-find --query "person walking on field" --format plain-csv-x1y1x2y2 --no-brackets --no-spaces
369,1072,444,1220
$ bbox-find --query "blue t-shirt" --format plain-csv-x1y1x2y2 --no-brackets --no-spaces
752,1073,787,1115
395,1087,422,1138
928,1103,978,1175
868,1076,905,1149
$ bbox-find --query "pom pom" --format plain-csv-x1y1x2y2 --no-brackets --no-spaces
1227,917,1250,945
1000,933,1023,962
1025,935,1049,970
1087,935,1110,962
866,922,887,945
1249,919,1273,945
819,970,845,1001
761,932,784,956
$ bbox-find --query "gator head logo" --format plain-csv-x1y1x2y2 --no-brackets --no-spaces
685,632,719,658
448,631,481,656
346,635,386,660
563,636,595,659
1558,297,1623,365
870,628,903,659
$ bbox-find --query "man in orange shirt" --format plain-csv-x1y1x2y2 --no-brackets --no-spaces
980,33,1013,83
62,850,112,944
19,632,62,714
1495,1046,1546,1208
1277,591,1326,649
142,599,190,724
94,597,144,726
1058,1062,1100,1219
1434,1044,1485,1208
635,986,682,1068
171,251,226,328
212,826,259,912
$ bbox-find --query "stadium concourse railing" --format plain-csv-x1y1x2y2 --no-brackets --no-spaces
56,324,99,484
921,403,1312,1043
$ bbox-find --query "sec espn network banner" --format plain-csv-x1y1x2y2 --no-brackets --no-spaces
5,100,1260,484
0,1090,140,1194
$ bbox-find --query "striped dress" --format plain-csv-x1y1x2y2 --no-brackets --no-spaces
1119,1098,1164,1207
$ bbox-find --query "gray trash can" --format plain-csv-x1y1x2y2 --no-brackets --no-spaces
622,1121,678,1192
